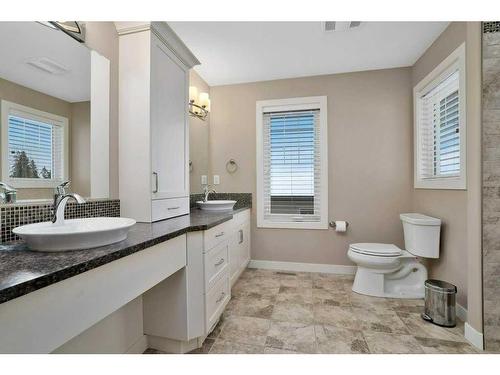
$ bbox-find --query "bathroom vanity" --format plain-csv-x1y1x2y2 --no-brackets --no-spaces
143,208,251,353
0,205,251,353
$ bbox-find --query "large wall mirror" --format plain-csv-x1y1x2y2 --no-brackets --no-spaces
0,21,110,202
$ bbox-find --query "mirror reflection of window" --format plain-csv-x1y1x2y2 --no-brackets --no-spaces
1,101,68,188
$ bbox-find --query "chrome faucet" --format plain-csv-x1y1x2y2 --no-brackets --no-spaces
0,182,17,204
52,181,86,224
203,185,216,202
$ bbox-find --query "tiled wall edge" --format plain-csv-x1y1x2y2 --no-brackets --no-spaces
483,21,500,34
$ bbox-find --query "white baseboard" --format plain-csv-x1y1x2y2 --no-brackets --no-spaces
248,259,356,275
456,303,467,322
126,335,148,354
464,322,484,351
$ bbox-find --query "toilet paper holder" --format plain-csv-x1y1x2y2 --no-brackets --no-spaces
329,220,349,229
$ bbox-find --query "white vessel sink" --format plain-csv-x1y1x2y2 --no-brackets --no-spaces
197,200,237,212
13,217,136,252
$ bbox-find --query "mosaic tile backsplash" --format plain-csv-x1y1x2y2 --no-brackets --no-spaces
190,192,252,211
0,199,120,243
484,22,500,34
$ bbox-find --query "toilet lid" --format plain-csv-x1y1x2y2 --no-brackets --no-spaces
350,243,402,257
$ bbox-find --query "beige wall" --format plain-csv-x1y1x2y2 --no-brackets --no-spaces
410,22,483,329
85,22,120,199
210,68,414,265
189,70,210,193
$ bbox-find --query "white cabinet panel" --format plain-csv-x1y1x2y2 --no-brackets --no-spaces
205,271,230,331
229,209,251,286
204,241,229,291
150,34,189,200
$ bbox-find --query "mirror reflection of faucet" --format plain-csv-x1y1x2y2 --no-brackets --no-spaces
0,182,17,204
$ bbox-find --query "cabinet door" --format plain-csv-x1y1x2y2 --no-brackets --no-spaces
229,230,240,286
150,33,189,199
239,222,251,269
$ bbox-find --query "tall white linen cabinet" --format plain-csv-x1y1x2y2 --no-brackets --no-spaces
116,22,200,222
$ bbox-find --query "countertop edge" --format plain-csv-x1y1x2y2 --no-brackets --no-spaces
0,206,251,304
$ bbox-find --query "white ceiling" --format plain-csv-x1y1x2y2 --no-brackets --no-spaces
169,22,449,86
0,22,90,103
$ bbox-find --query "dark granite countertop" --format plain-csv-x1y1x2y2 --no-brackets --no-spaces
0,206,250,305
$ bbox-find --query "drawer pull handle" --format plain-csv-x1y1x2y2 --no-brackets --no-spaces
215,258,225,266
168,206,180,210
152,172,158,193
215,232,225,238
238,229,244,244
216,292,226,304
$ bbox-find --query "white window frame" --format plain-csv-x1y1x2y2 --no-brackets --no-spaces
1,100,69,188
413,43,466,190
256,96,328,229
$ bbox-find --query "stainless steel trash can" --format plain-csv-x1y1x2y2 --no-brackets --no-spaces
421,279,457,327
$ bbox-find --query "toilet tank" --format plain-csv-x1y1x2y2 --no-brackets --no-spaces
400,213,441,258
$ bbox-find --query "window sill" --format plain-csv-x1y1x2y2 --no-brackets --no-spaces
4,178,66,189
414,177,466,190
257,220,328,230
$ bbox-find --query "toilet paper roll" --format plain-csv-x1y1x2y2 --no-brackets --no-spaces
335,221,347,232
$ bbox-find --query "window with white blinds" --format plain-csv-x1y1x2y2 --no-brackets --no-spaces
1,100,68,188
414,43,466,190
257,97,328,229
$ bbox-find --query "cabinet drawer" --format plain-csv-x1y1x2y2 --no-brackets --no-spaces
203,221,231,250
205,272,230,331
205,241,229,291
151,197,189,221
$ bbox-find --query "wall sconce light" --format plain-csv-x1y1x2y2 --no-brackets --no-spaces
189,86,210,121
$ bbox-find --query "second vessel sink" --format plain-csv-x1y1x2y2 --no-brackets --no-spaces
13,217,136,252
197,200,237,212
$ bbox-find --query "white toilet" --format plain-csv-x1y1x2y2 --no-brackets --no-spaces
347,213,441,299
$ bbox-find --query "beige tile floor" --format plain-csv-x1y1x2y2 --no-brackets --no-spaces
144,269,479,354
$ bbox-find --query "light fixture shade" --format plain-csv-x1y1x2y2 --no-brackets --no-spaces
50,21,86,43
199,92,210,111
189,86,198,102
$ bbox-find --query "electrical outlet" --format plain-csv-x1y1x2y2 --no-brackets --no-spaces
201,175,208,185
213,175,220,185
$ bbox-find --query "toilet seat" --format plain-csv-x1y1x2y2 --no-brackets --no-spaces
350,243,402,257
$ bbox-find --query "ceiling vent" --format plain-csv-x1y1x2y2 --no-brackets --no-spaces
322,21,362,32
26,57,70,75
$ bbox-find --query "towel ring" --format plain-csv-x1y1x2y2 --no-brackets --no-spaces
226,159,238,173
